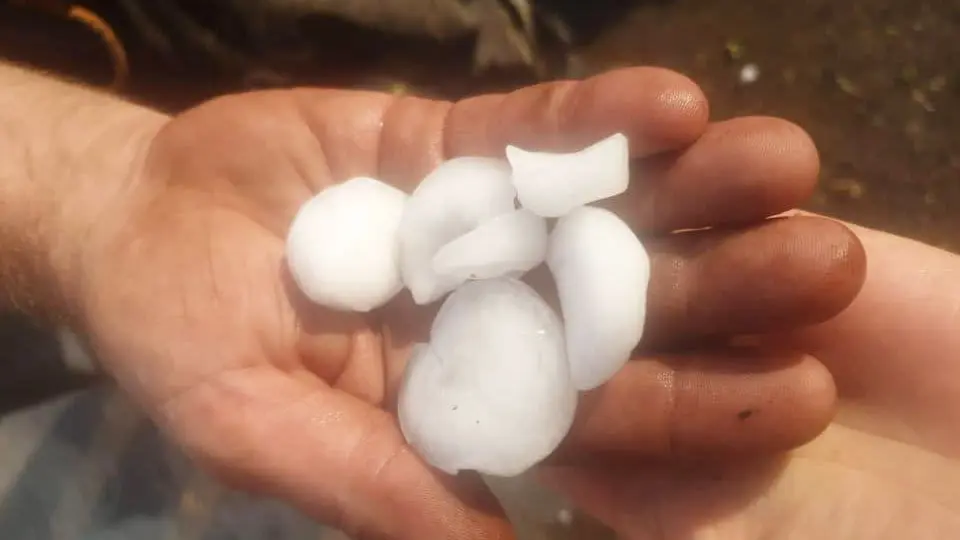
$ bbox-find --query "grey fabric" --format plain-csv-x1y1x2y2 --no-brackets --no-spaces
0,318,604,539
0,388,344,540
0,387,609,539
0,313,97,413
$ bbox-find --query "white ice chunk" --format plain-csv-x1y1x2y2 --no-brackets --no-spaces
398,157,517,304
547,206,650,391
506,133,630,218
397,278,577,477
431,208,548,281
285,177,407,312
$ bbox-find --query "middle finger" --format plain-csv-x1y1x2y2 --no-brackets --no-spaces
523,214,866,351
605,116,821,233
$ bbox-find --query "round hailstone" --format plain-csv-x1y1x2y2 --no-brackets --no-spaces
397,157,518,304
431,208,548,281
547,205,651,391
285,177,407,312
506,133,630,218
397,278,577,477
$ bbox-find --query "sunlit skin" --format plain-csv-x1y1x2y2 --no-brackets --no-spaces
546,221,960,539
4,62,874,539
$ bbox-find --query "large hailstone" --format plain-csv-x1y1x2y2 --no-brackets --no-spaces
506,133,630,218
397,157,548,304
397,278,577,477
285,177,407,312
547,206,651,391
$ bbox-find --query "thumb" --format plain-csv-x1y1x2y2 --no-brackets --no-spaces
160,366,514,540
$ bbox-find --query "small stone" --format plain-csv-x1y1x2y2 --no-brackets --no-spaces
739,63,760,85
912,88,935,112
836,75,861,97
828,177,865,200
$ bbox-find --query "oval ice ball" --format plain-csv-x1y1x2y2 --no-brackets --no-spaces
285,177,407,312
506,133,630,218
547,206,651,391
397,278,577,477
431,208,548,281
397,157,517,304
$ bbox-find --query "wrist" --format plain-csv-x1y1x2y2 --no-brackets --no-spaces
0,62,169,323
48,112,168,325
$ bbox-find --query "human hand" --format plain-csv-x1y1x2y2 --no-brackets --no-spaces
70,67,865,539
547,222,960,539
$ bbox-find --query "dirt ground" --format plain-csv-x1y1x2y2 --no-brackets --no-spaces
4,0,957,249
579,0,960,250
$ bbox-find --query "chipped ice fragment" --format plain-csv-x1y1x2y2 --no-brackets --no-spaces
397,157,517,304
506,133,630,218
431,208,548,281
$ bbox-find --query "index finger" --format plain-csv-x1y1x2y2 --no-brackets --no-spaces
440,67,709,159
295,67,709,190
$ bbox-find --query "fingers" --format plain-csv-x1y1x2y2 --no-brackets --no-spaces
605,116,820,232
161,368,514,540
539,455,791,539
434,215,856,460
550,349,836,463
372,67,709,190
640,215,866,348
534,216,859,462
379,100,819,233
521,215,866,351
381,215,863,405
442,67,708,158
379,215,859,438
295,68,820,235
761,219,960,457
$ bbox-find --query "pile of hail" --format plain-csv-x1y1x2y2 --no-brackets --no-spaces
285,133,650,477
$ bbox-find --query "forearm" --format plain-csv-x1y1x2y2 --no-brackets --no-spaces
0,61,168,321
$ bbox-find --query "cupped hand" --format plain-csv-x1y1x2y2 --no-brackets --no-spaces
73,67,865,539
547,222,960,539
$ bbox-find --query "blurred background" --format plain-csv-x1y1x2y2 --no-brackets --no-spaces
0,0,957,538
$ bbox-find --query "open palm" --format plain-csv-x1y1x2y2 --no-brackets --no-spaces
548,222,960,539
72,67,866,539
